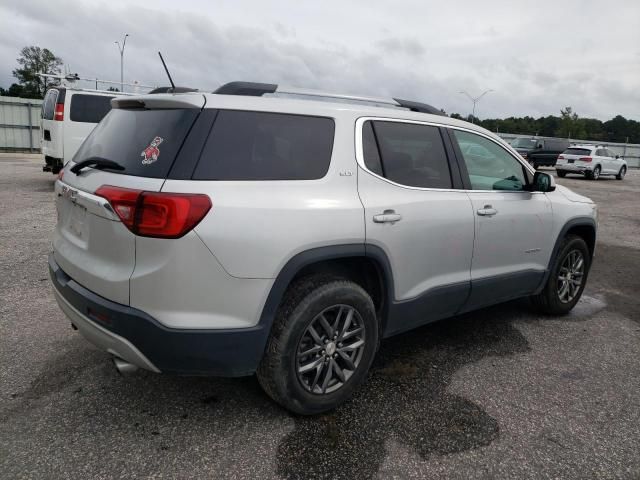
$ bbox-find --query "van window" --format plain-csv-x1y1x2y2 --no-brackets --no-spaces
72,108,200,178
42,89,59,120
70,94,115,123
193,111,335,180
363,121,452,189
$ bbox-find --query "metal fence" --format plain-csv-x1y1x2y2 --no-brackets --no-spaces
0,96,43,153
499,133,640,168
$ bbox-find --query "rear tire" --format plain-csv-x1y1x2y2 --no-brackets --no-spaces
556,170,567,178
257,275,378,415
587,165,601,180
531,235,591,315
616,166,626,180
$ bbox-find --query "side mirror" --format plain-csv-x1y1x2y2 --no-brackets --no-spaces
536,143,543,149
616,155,620,159
532,171,556,192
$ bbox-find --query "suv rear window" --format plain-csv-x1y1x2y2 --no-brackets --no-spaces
72,108,200,178
193,111,334,180
70,94,115,123
563,148,592,156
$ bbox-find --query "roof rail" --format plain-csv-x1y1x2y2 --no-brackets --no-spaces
393,98,443,116
37,73,155,91
213,81,445,116
149,86,199,94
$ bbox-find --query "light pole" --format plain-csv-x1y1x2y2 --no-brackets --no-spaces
459,89,493,124
115,34,129,92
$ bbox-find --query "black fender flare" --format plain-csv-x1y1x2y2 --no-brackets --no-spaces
256,243,395,332
534,216,597,294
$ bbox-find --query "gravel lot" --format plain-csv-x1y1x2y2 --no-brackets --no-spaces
1,155,639,479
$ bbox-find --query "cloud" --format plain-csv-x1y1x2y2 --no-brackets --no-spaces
0,0,638,121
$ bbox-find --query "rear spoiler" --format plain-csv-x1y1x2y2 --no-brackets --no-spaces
111,93,206,110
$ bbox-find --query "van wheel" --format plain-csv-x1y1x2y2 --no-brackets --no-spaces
616,166,626,180
556,170,567,178
531,235,590,315
257,276,378,415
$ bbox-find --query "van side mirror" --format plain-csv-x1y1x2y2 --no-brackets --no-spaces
536,143,543,149
531,171,556,192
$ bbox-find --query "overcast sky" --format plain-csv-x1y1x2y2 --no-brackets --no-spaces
1,0,639,120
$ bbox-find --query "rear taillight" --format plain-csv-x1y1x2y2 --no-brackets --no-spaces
54,103,64,121
95,185,211,238
579,156,592,162
557,155,564,160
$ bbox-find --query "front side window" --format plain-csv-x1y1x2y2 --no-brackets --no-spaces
362,121,452,189
453,130,527,191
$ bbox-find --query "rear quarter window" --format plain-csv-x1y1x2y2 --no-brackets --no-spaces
70,94,115,123
193,111,335,180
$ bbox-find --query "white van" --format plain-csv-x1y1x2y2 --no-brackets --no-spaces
41,88,121,173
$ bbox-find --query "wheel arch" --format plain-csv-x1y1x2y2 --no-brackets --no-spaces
257,244,394,338
534,217,596,294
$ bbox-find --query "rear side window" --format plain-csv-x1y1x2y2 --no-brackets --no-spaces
42,89,58,120
362,121,383,176
70,94,115,123
72,108,200,178
362,121,452,189
563,148,592,156
193,111,335,180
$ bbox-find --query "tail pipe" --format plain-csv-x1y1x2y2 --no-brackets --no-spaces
112,356,139,375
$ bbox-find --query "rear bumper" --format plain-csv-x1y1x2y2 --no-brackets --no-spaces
49,254,269,376
556,163,593,172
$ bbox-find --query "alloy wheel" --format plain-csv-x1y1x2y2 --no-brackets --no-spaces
557,250,585,303
296,304,366,394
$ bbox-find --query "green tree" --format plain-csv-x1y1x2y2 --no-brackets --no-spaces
0,83,26,97
12,46,63,99
557,107,586,139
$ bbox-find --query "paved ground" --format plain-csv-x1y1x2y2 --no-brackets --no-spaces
1,156,639,479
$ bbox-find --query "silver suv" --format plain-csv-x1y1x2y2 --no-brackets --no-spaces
50,82,597,414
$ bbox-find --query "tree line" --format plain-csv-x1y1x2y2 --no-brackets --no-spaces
452,107,640,144
2,45,639,144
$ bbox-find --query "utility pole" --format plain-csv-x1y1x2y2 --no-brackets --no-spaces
115,33,129,92
459,89,493,124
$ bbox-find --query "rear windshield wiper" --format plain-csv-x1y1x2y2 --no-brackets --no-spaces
70,157,125,175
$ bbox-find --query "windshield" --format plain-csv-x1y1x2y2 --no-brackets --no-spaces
510,138,537,149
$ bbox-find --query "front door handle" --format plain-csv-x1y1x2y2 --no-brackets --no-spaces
373,209,402,223
476,205,498,217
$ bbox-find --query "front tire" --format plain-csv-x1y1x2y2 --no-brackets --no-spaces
531,235,591,315
257,276,378,415
616,166,626,180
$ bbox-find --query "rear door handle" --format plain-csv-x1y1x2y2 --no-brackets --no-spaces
476,205,498,217
373,210,402,223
